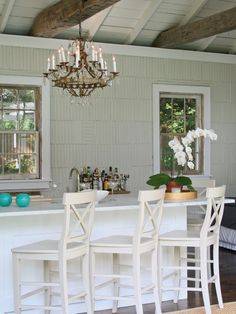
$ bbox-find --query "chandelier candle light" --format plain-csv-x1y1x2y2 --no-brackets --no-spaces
43,18,119,100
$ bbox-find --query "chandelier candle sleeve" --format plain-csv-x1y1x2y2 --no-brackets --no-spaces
76,47,80,67
58,49,62,63
94,50,98,62
113,56,117,72
91,45,95,61
47,58,51,71
52,54,55,69
61,46,66,62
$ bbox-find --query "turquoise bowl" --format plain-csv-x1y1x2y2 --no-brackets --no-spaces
16,193,30,207
0,192,12,207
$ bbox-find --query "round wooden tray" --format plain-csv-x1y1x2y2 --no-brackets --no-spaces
165,190,197,200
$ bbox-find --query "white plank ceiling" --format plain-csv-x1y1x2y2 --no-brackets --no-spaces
1,0,236,54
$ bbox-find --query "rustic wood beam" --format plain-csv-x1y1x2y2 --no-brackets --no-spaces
30,0,120,38
153,6,236,48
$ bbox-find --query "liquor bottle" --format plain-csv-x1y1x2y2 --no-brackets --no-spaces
108,166,113,179
98,177,103,190
92,176,99,190
103,174,109,190
82,166,88,182
87,166,91,181
92,168,99,190
114,167,119,180
101,170,105,182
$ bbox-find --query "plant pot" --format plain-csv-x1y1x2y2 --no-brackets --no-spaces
166,180,182,193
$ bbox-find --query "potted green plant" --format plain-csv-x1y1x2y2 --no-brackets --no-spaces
146,173,193,192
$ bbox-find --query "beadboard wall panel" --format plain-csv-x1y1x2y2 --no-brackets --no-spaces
0,44,236,197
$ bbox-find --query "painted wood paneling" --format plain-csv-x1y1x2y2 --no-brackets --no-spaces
0,41,235,197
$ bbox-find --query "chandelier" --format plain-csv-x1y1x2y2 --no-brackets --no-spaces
43,15,119,99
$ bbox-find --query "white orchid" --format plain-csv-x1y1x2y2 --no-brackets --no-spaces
168,128,217,170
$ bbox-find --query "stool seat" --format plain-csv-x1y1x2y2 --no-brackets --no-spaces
92,235,154,246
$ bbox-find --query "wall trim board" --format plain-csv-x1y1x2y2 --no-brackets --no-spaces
1,33,236,65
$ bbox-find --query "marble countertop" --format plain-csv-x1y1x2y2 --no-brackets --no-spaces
0,193,234,217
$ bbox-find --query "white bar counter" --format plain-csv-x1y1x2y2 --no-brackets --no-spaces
0,194,234,314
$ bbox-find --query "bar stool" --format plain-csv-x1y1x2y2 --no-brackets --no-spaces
187,179,216,285
90,188,165,314
158,186,226,314
12,190,96,313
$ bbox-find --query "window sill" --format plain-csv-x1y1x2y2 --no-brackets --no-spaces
0,179,51,192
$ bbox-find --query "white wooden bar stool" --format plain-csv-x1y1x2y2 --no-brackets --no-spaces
187,179,216,285
12,190,96,313
158,185,226,314
90,188,165,314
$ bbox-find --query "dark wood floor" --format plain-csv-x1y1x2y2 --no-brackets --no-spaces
94,247,236,313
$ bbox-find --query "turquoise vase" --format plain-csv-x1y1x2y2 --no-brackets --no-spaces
16,193,30,207
0,193,12,207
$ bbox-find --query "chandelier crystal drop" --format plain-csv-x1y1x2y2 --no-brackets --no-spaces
43,19,119,98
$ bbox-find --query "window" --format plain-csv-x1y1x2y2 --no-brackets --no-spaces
0,87,40,179
153,84,211,176
0,76,50,191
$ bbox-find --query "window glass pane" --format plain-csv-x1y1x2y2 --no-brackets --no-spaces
19,133,37,153
4,155,19,174
160,98,172,133
18,89,35,110
2,89,18,109
19,111,35,130
2,110,17,130
20,154,37,174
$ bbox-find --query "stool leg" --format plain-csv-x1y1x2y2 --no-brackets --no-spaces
59,257,69,314
200,246,211,314
213,243,223,308
112,253,120,313
90,249,96,313
133,253,143,314
82,252,93,314
173,246,181,303
152,249,161,314
44,260,51,314
195,247,200,288
12,253,21,314
157,244,163,303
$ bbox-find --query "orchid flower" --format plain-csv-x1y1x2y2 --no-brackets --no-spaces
168,128,217,170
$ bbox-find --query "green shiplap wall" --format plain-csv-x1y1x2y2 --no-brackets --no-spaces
0,44,235,197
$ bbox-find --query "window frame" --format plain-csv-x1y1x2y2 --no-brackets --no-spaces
153,84,211,177
0,75,51,191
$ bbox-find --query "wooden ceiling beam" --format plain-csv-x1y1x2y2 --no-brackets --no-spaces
153,6,236,48
30,0,120,38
